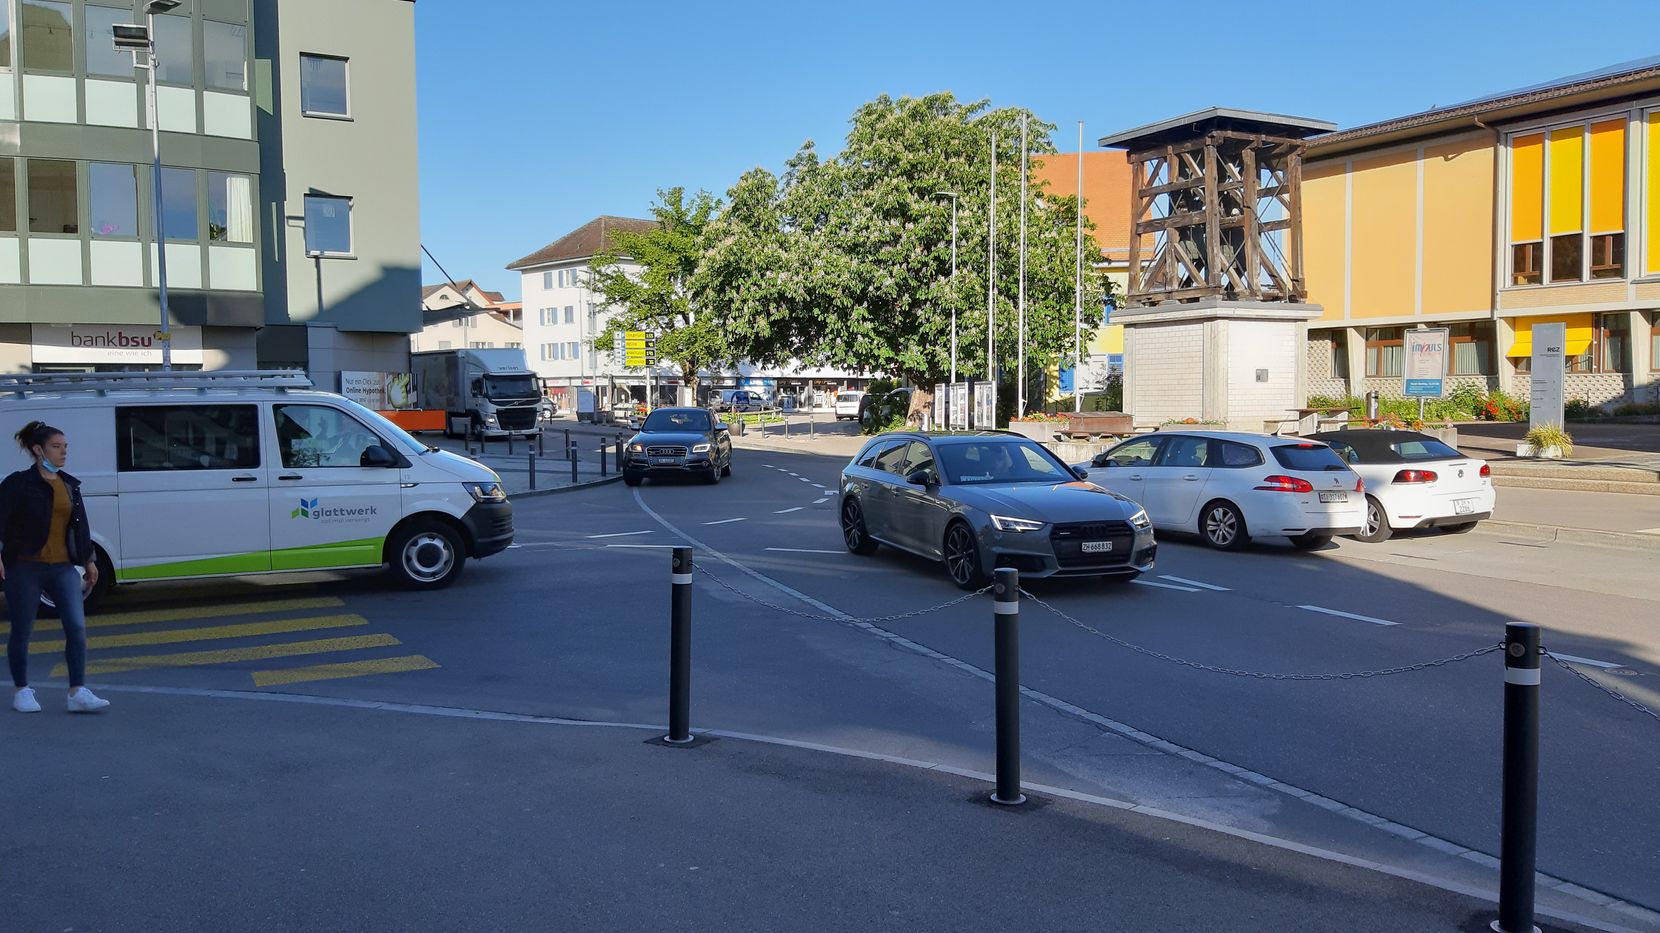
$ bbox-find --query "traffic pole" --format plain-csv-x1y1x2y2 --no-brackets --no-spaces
569,441,578,483
991,567,1025,806
1495,622,1542,933
527,451,536,491
600,442,608,476
666,547,694,744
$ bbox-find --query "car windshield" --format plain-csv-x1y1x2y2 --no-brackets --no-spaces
483,374,539,400
1270,443,1351,472
642,410,711,432
938,441,1073,485
336,398,428,455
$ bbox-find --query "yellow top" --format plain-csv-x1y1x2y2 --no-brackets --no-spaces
23,472,72,565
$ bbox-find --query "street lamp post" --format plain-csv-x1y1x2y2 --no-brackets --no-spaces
115,0,181,371
933,190,959,386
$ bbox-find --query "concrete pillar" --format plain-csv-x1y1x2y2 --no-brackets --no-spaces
1121,325,1136,416
1293,320,1310,406
1344,327,1366,397
1495,316,1517,396
1201,319,1228,423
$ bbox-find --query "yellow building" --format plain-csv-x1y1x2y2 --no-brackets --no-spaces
1300,56,1660,407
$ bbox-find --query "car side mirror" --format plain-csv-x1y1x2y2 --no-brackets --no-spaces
1092,453,1113,467
906,468,934,487
714,423,729,433
1073,466,1090,481
361,444,399,469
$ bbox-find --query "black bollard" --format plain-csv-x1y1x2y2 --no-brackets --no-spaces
615,438,624,467
528,451,536,491
538,428,545,457
600,442,608,476
507,432,514,455
1495,622,1541,933
666,547,694,744
991,567,1025,806
569,441,578,483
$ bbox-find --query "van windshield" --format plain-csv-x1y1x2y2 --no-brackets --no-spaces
484,375,539,401
338,398,429,455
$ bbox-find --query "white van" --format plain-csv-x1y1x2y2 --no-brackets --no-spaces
0,371,513,608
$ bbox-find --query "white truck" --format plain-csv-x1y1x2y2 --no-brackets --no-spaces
411,348,541,438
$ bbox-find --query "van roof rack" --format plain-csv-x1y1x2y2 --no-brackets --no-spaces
0,370,314,397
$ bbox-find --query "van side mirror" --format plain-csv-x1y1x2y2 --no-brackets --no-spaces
1073,466,1090,481
361,445,399,468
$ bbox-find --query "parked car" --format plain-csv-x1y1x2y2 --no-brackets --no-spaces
622,407,733,486
834,391,866,421
1307,429,1494,542
841,431,1156,589
859,387,914,429
1073,431,1365,551
537,397,558,421
718,390,769,413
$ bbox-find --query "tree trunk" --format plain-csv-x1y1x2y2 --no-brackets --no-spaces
682,365,700,406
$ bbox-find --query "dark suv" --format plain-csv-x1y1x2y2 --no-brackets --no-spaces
622,407,734,486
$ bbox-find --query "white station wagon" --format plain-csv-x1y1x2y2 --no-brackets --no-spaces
1075,430,1367,550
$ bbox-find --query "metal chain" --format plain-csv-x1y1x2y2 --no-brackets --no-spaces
694,563,992,624
1018,588,1504,681
1545,651,1660,725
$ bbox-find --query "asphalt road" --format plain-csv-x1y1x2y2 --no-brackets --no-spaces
12,440,1656,922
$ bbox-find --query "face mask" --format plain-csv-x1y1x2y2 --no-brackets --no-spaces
40,458,61,474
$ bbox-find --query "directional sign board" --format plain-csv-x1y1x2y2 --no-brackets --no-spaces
623,330,657,367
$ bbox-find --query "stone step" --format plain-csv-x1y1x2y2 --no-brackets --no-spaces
1487,462,1660,483
1492,474,1660,496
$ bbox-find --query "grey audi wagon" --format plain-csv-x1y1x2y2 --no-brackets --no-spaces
840,432,1157,589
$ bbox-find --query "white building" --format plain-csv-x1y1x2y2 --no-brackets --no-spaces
413,279,522,353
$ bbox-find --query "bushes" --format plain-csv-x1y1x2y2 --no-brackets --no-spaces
1306,387,1528,423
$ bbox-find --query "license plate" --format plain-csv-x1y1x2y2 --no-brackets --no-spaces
1318,491,1348,503
1454,498,1474,514
1081,541,1113,554
652,457,680,465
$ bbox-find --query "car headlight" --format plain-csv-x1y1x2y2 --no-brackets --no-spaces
485,415,498,425
466,481,507,503
1129,508,1151,530
628,443,645,453
692,443,712,454
989,514,1044,534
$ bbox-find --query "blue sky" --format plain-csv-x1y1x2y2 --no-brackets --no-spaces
415,0,1660,300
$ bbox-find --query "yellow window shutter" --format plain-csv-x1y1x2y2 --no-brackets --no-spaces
1548,126,1584,236
1588,119,1625,234
1510,133,1544,243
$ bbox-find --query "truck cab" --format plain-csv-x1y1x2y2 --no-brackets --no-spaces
412,349,541,438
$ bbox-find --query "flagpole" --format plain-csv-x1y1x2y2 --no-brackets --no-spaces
1075,120,1084,413
1017,112,1028,419
988,130,997,428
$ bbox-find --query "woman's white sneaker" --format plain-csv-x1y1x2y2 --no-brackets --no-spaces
13,687,42,713
67,687,110,713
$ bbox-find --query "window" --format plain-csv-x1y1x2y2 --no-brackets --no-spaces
451,319,463,328
299,54,349,117
557,270,566,288
1270,443,1349,472
0,160,15,233
302,194,352,256
567,342,580,362
437,340,451,350
89,163,139,238
152,14,192,85
1098,436,1162,468
1508,119,1625,286
0,0,11,69
1322,332,1348,379
1215,441,1264,468
273,405,385,469
204,21,248,91
1447,323,1495,376
84,5,132,77
542,271,552,289
21,1,72,73
26,158,77,234
856,440,900,468
506,342,522,350
873,441,913,475
116,405,261,472
1600,314,1630,375
207,172,254,243
470,341,490,349
563,306,574,324
539,343,554,361
1156,436,1209,468
1651,317,1660,372
160,167,197,240
1364,327,1403,378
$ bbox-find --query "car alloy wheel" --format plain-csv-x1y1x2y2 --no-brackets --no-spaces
1201,502,1248,551
1355,496,1392,543
841,499,878,555
943,522,987,590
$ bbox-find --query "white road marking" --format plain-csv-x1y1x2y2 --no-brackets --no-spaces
703,518,746,526
1550,652,1624,669
765,548,845,555
1638,527,1660,534
1158,575,1230,592
798,477,815,483
813,498,830,504
774,506,804,514
507,542,565,549
585,530,653,539
763,464,776,468
605,544,680,549
1131,578,1201,593
784,472,799,476
1298,605,1399,627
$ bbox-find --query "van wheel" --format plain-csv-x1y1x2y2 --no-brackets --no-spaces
40,546,114,617
388,519,466,590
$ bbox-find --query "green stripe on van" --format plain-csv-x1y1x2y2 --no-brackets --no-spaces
118,538,385,581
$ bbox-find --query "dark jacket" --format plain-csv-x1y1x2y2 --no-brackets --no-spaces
0,467,93,566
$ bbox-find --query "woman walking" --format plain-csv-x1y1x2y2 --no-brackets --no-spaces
1,421,109,713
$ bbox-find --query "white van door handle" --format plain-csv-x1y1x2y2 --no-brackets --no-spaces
277,473,303,481
1127,473,1143,481
1182,474,1201,481
231,475,258,483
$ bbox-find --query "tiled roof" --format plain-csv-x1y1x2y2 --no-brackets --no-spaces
506,215,657,271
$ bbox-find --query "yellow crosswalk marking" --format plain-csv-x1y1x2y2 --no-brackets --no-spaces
0,596,347,635
56,634,402,678
30,614,368,654
251,655,439,687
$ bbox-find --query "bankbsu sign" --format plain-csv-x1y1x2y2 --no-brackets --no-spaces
31,324,204,365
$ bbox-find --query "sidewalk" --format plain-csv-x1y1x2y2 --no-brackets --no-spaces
425,429,626,497
4,688,1614,933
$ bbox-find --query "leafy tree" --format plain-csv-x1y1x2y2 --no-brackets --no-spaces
588,188,726,397
698,92,1111,408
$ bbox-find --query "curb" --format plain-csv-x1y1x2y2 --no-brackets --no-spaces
1475,519,1660,552
509,473,625,499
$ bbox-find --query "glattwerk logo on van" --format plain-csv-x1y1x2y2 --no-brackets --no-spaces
290,498,378,523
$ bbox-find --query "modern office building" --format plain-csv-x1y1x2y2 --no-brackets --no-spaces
0,0,418,388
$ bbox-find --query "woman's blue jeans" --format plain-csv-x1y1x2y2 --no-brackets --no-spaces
4,561,87,689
